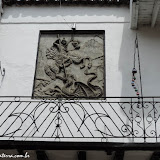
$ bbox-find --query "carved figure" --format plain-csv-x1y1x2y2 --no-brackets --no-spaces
33,34,104,98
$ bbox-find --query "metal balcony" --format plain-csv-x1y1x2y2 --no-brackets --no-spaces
0,96,160,143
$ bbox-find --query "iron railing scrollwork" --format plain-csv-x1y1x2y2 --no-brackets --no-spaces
0,96,160,143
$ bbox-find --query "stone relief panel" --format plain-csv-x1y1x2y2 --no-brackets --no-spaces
33,31,105,98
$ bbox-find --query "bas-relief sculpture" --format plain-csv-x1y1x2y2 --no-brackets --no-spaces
33,32,105,98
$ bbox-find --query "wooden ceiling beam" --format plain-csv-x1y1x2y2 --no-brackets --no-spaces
17,149,25,155
113,151,124,160
130,0,139,29
151,0,160,27
36,151,49,160
150,151,160,160
78,151,86,160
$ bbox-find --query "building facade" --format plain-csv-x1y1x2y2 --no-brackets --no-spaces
0,0,160,159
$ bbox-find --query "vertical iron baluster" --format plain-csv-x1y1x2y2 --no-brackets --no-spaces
153,97,158,142
55,101,61,139
141,97,146,142
131,98,134,142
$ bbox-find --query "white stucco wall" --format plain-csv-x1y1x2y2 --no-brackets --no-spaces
0,5,160,144
0,6,160,97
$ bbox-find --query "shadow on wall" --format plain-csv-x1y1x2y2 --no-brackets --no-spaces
118,22,160,142
2,5,129,21
119,25,160,97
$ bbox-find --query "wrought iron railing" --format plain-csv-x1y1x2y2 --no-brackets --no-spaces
0,96,160,143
